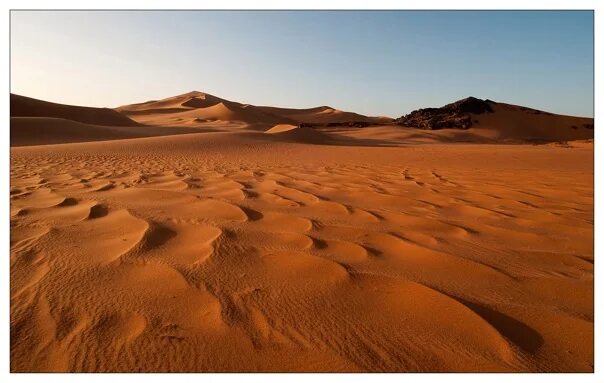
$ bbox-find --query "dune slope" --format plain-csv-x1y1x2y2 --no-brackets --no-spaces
117,91,390,127
264,124,334,144
257,105,392,124
10,117,202,146
474,102,594,142
117,91,294,126
11,94,139,127
396,97,594,142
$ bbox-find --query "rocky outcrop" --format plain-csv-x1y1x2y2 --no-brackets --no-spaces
396,97,494,130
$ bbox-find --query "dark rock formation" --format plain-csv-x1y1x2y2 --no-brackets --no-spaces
396,97,494,130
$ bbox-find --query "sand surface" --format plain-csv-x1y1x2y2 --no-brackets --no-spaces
10,117,204,146
115,91,392,128
10,126,593,372
11,94,139,127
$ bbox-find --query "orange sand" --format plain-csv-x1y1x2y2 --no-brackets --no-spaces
10,94,593,372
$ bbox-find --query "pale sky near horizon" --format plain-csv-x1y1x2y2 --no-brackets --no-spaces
10,10,594,118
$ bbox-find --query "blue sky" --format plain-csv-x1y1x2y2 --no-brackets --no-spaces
10,11,594,117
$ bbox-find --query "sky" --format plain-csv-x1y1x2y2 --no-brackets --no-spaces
10,10,594,118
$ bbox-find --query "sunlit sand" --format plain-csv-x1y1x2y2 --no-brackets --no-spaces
10,92,593,372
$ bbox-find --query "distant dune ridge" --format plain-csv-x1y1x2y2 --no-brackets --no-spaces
10,91,593,147
116,90,390,127
10,94,203,146
256,104,393,124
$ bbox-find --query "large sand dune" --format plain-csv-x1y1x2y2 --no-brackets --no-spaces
396,97,593,143
117,91,390,127
9,94,593,372
10,94,216,146
10,117,203,146
11,94,139,127
471,102,594,142
117,91,295,127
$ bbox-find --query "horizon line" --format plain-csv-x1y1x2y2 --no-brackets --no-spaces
9,90,595,119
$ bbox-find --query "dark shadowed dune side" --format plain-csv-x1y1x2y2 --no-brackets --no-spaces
11,93,139,127
257,104,393,124
10,117,202,146
476,101,594,142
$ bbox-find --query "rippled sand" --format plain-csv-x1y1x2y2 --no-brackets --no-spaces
10,131,593,372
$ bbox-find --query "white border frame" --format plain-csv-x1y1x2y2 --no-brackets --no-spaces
1,1,600,382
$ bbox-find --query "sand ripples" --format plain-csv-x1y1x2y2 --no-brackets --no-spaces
10,142,593,372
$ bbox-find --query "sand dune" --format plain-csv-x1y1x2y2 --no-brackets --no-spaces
116,91,225,112
10,117,202,146
257,105,392,124
117,92,294,127
175,101,291,125
10,94,211,146
472,102,594,142
264,123,333,144
12,93,592,147
396,97,594,143
117,91,389,127
10,127,593,372
11,94,139,127
265,124,300,134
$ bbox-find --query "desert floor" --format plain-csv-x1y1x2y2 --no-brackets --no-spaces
10,127,593,372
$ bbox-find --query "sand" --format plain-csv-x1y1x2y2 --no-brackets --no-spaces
10,117,204,146
9,95,593,372
116,91,391,128
466,102,594,142
11,94,139,127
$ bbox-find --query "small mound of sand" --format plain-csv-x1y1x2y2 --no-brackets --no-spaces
264,124,332,144
265,124,298,134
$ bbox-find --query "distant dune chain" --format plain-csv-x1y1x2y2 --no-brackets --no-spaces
10,92,593,146
10,131,593,372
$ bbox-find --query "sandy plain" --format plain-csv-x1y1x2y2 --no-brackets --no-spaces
10,93,594,372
